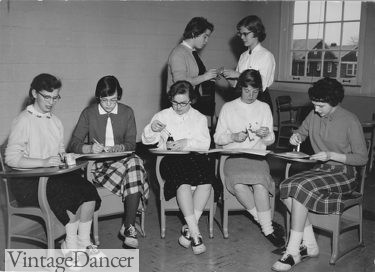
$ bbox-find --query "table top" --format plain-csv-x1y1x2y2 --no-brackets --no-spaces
149,148,270,156
0,160,88,178
77,151,133,159
271,152,317,163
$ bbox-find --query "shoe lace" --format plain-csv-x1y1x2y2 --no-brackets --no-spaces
86,244,100,255
127,224,137,237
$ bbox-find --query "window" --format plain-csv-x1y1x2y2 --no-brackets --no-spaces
278,1,365,85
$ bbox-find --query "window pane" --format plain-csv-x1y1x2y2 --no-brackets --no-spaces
342,22,360,46
326,1,342,22
308,23,324,40
292,25,307,49
325,23,341,47
294,1,308,23
323,52,338,77
344,1,361,21
309,1,325,23
307,48,323,77
292,51,306,76
341,51,357,78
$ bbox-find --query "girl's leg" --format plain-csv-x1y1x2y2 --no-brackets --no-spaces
233,184,258,222
76,201,95,248
122,193,141,248
177,184,199,235
253,184,285,248
123,192,141,228
273,199,309,271
192,184,211,222
65,209,80,250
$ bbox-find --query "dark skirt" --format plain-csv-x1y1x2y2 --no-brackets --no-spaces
280,164,356,214
160,154,220,201
10,171,101,225
257,88,273,115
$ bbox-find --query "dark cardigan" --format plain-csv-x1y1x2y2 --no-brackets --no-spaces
69,103,137,153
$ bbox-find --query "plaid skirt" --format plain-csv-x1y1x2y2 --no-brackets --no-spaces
280,164,357,214
92,153,149,209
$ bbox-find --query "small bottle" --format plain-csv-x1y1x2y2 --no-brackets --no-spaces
166,135,174,150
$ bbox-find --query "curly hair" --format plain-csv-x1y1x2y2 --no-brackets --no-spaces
308,77,344,106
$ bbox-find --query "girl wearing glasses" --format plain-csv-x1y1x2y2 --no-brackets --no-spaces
222,15,275,114
142,80,217,255
5,73,101,253
214,69,284,248
69,75,149,249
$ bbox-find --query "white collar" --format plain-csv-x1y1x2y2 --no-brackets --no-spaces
26,104,52,119
98,103,118,115
181,40,194,50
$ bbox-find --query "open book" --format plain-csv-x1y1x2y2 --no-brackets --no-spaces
273,151,310,159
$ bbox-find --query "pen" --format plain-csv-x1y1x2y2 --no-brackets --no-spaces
296,144,300,152
93,138,103,146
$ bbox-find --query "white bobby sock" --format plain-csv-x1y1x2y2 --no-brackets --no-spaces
303,224,318,249
77,220,92,249
194,209,203,223
247,207,259,223
65,220,79,249
258,210,273,236
184,214,199,237
286,230,303,256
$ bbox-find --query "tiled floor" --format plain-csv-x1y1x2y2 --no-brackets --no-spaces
1,152,375,272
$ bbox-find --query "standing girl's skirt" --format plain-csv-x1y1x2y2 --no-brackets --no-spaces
224,156,273,195
92,153,149,209
10,171,101,226
280,164,357,214
160,153,218,201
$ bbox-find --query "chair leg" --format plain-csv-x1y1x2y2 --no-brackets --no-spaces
7,214,11,249
286,211,291,242
140,210,146,237
208,189,215,239
222,201,229,239
93,211,100,246
329,216,341,265
161,201,166,239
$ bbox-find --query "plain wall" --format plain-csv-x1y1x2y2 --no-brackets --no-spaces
0,1,374,146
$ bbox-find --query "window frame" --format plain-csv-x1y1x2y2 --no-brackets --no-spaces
277,1,367,86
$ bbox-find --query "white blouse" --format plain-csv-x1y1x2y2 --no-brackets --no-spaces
142,107,210,150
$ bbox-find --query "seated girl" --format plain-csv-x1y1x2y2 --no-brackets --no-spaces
272,77,368,271
5,73,101,254
214,69,284,248
69,75,149,249
142,80,216,255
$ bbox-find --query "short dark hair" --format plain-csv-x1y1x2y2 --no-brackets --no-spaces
183,17,214,40
95,75,123,102
167,80,197,103
236,69,263,93
29,73,62,103
236,15,266,42
308,77,344,107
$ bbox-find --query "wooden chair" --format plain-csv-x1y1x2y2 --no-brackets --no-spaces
155,155,216,239
218,154,276,238
86,160,146,245
275,96,301,149
0,146,65,249
285,160,368,264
